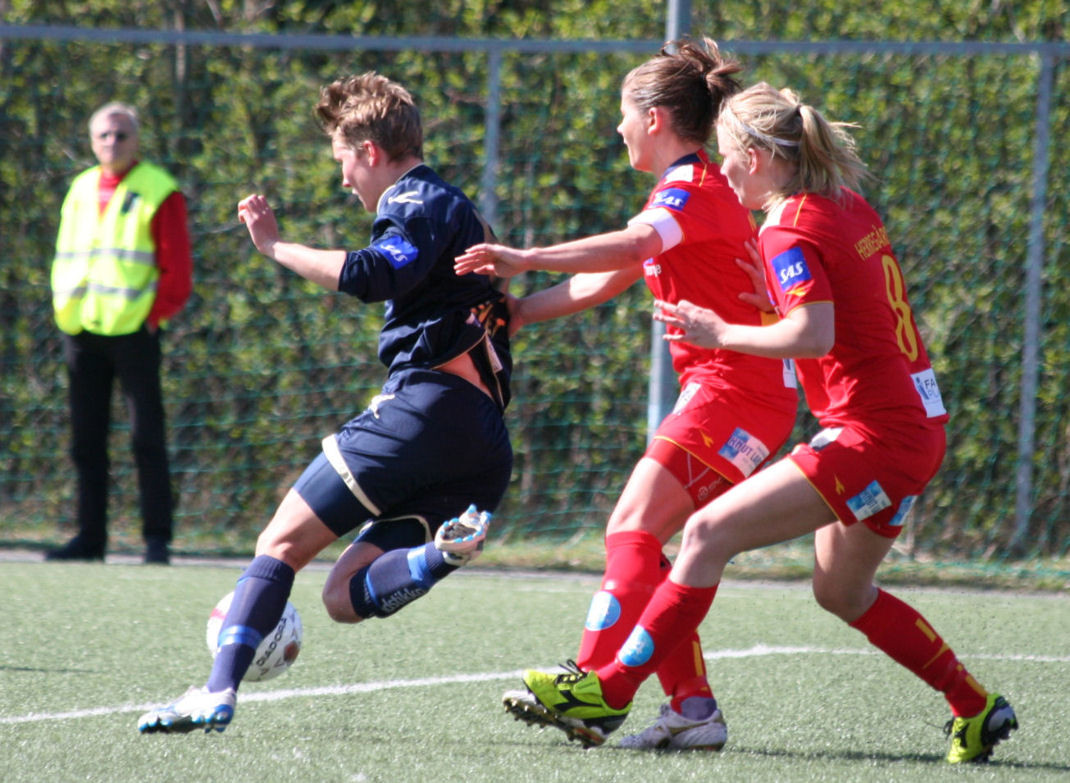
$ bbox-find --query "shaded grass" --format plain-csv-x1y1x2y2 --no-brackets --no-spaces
2,562,1068,782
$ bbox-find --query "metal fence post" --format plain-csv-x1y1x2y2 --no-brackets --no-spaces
647,0,692,441
1011,52,1054,553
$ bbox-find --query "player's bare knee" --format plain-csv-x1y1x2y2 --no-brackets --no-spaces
812,579,869,622
680,514,734,560
321,579,365,624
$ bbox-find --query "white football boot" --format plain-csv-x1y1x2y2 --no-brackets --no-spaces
138,686,236,734
619,699,727,751
434,505,491,566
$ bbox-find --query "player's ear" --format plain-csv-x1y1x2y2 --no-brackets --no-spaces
746,145,762,175
647,105,666,134
362,139,380,165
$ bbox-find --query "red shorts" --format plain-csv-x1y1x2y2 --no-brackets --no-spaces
788,422,946,538
646,379,796,508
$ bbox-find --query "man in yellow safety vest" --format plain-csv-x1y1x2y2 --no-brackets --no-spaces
47,102,192,565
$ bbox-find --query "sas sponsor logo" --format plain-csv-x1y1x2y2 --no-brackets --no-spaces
718,427,770,477
374,235,419,269
652,187,690,211
846,480,892,522
770,246,811,294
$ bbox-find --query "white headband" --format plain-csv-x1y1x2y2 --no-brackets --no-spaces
722,103,799,149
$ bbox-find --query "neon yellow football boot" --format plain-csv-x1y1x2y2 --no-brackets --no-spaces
945,693,1018,763
502,660,631,747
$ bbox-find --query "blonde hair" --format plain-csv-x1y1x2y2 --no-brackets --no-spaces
623,36,742,146
316,72,422,160
718,82,870,203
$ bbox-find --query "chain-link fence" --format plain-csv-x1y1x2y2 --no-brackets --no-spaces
1,23,1067,558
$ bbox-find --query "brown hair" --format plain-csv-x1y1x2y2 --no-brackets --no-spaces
718,82,870,203
316,72,422,160
623,36,742,146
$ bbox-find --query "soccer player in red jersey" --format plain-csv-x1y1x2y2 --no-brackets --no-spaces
455,40,798,750
511,82,1018,764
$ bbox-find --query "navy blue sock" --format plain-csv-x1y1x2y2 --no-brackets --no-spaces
206,555,295,693
348,542,457,619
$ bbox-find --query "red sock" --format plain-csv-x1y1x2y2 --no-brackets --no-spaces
850,588,988,717
576,530,662,670
650,555,714,708
596,579,718,709
658,631,715,711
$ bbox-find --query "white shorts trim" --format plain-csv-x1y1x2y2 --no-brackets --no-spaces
321,434,381,516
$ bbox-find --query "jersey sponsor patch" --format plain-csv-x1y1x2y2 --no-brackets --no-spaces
888,495,918,528
782,358,799,389
846,480,893,522
618,625,655,668
373,235,419,269
808,426,844,451
671,382,701,415
584,591,622,631
718,426,770,478
911,368,947,418
651,187,690,212
770,246,812,295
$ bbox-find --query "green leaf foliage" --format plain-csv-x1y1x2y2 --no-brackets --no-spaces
1,2,1067,558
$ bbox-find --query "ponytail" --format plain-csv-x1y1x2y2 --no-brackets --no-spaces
719,83,870,203
624,36,742,145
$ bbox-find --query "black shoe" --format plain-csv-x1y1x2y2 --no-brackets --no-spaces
45,537,105,562
144,538,170,565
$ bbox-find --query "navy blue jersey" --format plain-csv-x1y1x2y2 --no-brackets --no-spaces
337,164,511,408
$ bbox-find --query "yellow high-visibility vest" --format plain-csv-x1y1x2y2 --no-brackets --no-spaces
51,162,178,335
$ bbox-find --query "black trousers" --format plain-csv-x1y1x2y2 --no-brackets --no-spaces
63,327,174,546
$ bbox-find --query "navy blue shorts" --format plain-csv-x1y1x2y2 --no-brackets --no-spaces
293,369,512,549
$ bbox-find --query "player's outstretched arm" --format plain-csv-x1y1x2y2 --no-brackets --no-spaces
453,242,530,278
515,268,641,327
238,193,345,291
455,223,661,279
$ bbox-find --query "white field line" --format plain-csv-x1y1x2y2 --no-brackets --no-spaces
3,644,1068,726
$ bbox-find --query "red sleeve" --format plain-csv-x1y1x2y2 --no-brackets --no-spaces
760,223,831,317
147,190,193,327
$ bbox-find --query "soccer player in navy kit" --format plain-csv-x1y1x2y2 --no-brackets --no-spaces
139,72,512,733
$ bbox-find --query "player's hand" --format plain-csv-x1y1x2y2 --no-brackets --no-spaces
654,298,728,349
735,237,774,313
237,194,281,259
454,243,529,278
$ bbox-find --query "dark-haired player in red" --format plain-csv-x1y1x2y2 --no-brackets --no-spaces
455,39,798,751
516,82,1017,765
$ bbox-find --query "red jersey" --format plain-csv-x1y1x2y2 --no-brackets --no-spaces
633,151,795,402
760,189,947,432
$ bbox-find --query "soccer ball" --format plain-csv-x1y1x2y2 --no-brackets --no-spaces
205,590,302,682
